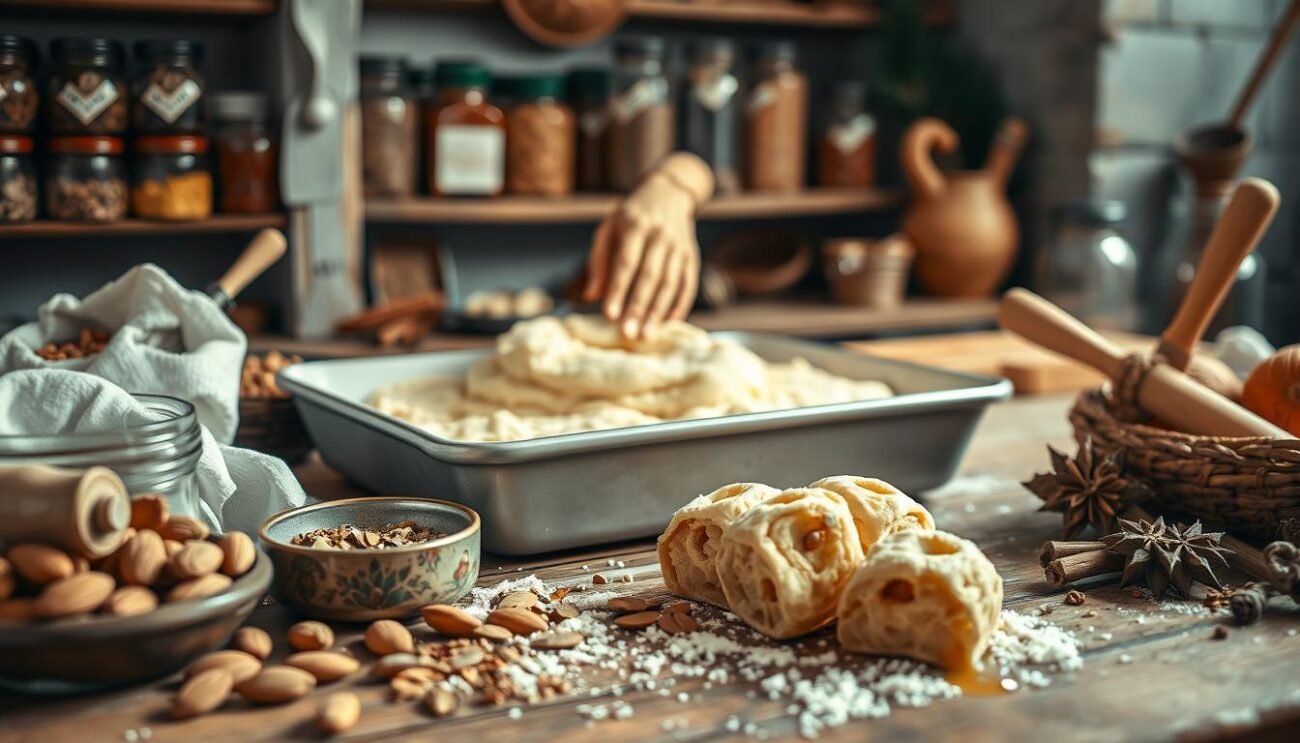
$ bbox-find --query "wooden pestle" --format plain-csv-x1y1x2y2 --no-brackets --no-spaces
208,228,289,309
0,465,132,559
999,289,1288,438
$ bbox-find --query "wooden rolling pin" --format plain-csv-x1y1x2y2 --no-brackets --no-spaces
206,228,289,310
999,289,1287,438
0,465,132,559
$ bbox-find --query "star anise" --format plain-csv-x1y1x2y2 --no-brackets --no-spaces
1102,516,1234,598
1023,437,1152,539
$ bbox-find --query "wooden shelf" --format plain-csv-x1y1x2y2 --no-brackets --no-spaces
0,214,287,239
0,0,277,14
367,188,901,225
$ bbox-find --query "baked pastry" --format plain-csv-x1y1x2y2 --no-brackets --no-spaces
837,529,1002,670
810,475,935,552
716,487,865,639
657,482,781,607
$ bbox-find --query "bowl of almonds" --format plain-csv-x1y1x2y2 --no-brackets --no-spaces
0,495,272,692
235,352,313,464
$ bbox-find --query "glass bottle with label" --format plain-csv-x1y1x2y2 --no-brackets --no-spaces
684,39,740,195
567,67,610,192
0,35,39,134
818,81,875,188
745,41,807,193
608,37,674,193
426,60,506,197
132,40,205,134
49,38,128,135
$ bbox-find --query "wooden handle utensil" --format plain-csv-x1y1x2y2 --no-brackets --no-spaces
0,465,132,559
1229,0,1300,129
209,229,289,308
999,288,1287,438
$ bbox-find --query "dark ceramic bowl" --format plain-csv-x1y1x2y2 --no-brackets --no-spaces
259,497,481,622
0,547,272,694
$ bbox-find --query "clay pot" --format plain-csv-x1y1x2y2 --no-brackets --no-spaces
822,235,914,309
901,117,1027,298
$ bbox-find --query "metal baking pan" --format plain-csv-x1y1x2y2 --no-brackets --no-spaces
278,334,1012,555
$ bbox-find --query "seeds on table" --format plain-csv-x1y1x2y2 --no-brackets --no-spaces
612,610,660,630
371,652,430,679
472,624,513,643
549,603,580,622
237,666,318,705
317,691,361,734
231,626,274,660
657,610,697,635
173,668,234,720
288,620,335,651
185,650,263,685
495,591,538,610
426,688,459,718
531,632,584,650
486,607,548,635
422,604,482,636
365,619,415,656
285,651,362,683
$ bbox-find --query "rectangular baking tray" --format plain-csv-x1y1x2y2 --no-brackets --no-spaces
278,333,1012,555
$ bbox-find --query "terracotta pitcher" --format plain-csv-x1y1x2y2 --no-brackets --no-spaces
901,117,1028,297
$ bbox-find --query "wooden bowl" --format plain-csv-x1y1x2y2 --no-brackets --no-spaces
706,229,813,296
502,0,627,48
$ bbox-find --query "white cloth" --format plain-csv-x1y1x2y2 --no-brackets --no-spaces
0,369,308,535
0,264,244,443
1214,326,1275,379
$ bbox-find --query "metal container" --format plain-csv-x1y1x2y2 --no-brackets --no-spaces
278,335,1011,555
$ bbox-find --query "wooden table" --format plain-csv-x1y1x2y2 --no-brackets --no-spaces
4,395,1299,742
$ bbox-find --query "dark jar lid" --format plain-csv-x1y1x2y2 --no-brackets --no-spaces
0,136,35,154
49,136,125,155
753,40,798,64
566,67,609,101
50,38,124,69
135,135,209,154
690,38,736,64
615,36,666,60
435,60,491,90
0,34,37,62
212,91,269,123
511,74,564,102
133,39,204,65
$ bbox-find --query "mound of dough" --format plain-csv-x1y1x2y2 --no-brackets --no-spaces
657,482,782,608
837,529,1002,670
810,475,935,553
716,488,865,639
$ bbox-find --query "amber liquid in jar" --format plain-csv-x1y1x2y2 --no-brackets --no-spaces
426,61,505,197
745,43,808,193
214,92,277,213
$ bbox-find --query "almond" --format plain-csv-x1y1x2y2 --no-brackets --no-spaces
364,619,414,656
173,668,233,719
231,626,273,660
169,540,224,580
612,610,660,629
0,557,13,601
285,651,361,683
218,531,256,577
472,624,513,643
8,544,75,585
165,540,184,557
288,620,334,651
317,691,361,734
486,607,548,635
167,573,232,603
130,494,170,531
370,652,433,679
496,591,538,610
159,515,210,542
94,527,134,576
236,666,317,704
0,598,37,623
35,571,115,618
426,688,458,717
118,529,167,586
102,585,158,617
185,650,262,684
530,631,585,650
421,604,482,636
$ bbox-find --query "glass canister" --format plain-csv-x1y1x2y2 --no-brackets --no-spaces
360,55,417,198
132,39,205,134
1037,200,1139,332
48,38,128,135
818,80,876,188
608,36,674,193
46,136,128,222
568,67,610,192
132,135,213,221
684,38,741,195
426,60,506,197
0,35,39,134
214,92,278,213
506,74,575,197
0,135,37,224
746,41,808,192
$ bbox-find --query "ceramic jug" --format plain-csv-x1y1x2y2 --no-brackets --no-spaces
901,117,1028,297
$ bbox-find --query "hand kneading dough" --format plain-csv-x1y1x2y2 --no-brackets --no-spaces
716,488,865,639
810,475,935,553
837,529,1002,670
657,482,782,608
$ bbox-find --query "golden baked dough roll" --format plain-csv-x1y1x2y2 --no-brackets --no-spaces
716,488,865,639
809,475,935,552
837,529,1002,671
657,482,781,607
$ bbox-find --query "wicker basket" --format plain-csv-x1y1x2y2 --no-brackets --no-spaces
235,397,313,465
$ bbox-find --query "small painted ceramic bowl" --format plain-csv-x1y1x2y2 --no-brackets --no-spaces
259,497,481,622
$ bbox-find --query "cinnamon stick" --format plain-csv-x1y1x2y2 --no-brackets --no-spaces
1039,541,1107,567
1045,550,1125,587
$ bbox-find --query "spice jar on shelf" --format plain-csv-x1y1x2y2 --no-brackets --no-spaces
506,74,575,197
427,60,506,197
214,92,278,214
132,39,205,134
568,67,610,192
46,136,128,222
132,135,212,221
818,80,875,188
684,39,741,195
409,66,435,193
49,38,128,135
0,35,39,134
0,135,37,223
360,55,417,198
608,36,674,193
746,41,807,193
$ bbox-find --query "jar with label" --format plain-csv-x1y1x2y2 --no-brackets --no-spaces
427,60,506,197
0,35,39,134
818,81,875,188
46,136,128,222
132,40,205,134
608,37,674,193
567,67,610,192
132,135,213,221
49,38,128,135
0,135,37,223
746,41,807,193
684,39,741,195
214,92,278,213
506,75,575,197
360,56,417,198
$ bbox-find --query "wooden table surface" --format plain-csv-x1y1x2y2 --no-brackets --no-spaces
4,395,1299,742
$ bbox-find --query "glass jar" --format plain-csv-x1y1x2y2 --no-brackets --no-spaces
684,39,741,195
213,92,278,214
0,135,37,223
360,55,417,198
49,38,128,135
506,75,575,197
568,67,609,192
608,37,674,193
426,60,506,197
746,41,807,192
132,135,213,221
818,80,875,188
1037,200,1139,332
0,35,38,134
47,136,127,222
132,39,205,134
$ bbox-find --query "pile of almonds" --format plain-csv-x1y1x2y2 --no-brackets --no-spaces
0,494,255,623
35,328,111,361
607,596,698,635
241,351,302,400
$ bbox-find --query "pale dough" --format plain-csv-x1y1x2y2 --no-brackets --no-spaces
809,475,935,553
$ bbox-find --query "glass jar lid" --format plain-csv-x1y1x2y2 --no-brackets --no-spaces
50,38,124,69
133,39,203,65
0,136,34,154
510,74,564,102
360,55,409,91
135,135,209,154
0,34,37,62
213,91,269,123
435,60,491,90
48,136,124,155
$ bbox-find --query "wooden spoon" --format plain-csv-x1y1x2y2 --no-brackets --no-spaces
208,228,289,309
